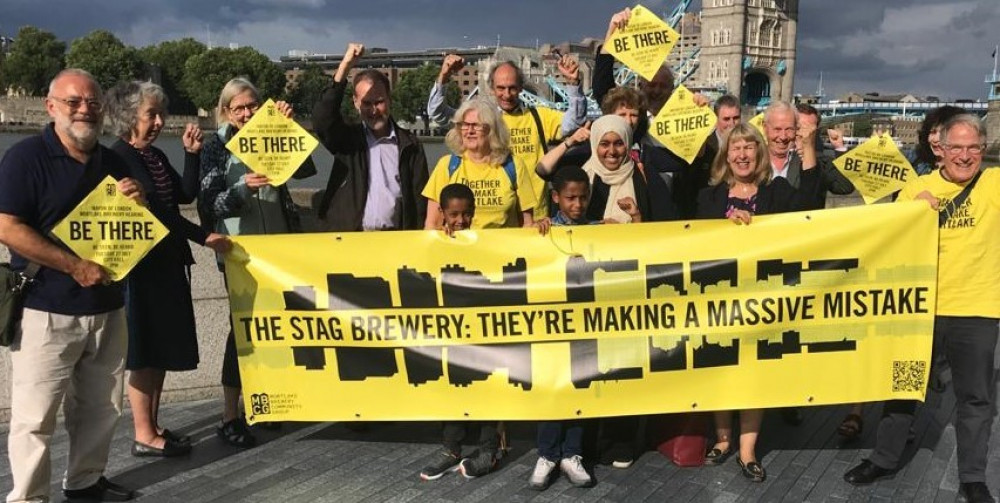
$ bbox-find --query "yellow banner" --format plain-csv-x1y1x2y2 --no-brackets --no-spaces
605,5,680,81
225,203,938,423
225,99,319,186
51,175,168,281
649,84,717,163
833,133,916,204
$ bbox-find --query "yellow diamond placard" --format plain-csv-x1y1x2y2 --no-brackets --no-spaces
225,99,319,186
51,176,169,281
833,133,915,204
605,4,680,81
648,84,717,163
749,112,766,141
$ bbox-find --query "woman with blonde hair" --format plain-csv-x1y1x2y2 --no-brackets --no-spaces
696,122,820,482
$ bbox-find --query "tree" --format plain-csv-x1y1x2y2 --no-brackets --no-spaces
284,64,331,118
181,46,284,113
282,64,358,123
65,30,143,91
391,63,460,123
139,38,206,115
0,26,65,96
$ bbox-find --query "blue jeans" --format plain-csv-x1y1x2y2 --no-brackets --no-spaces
537,420,585,461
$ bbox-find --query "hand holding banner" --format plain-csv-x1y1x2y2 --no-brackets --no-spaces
51,175,169,281
604,5,680,81
749,112,766,141
225,99,319,186
833,133,916,204
649,84,717,163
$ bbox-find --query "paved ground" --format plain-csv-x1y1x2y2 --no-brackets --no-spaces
1,372,998,502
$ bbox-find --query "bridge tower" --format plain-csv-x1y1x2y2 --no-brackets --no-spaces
986,57,1000,157
699,0,798,106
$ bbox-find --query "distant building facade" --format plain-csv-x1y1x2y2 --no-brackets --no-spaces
279,44,596,105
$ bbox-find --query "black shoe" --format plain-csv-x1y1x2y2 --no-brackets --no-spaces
419,450,462,481
780,407,803,426
844,459,895,485
737,458,767,482
64,476,135,502
131,437,192,457
161,429,191,445
459,450,498,479
961,482,996,503
704,446,734,466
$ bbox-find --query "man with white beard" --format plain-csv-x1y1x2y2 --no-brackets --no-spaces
0,69,144,502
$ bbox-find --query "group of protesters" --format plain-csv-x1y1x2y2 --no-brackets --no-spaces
1,6,998,503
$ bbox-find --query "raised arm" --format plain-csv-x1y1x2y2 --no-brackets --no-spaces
593,8,631,106
312,42,364,153
557,54,586,136
427,53,464,125
536,122,591,178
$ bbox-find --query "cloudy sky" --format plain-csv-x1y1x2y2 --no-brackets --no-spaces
1,0,997,101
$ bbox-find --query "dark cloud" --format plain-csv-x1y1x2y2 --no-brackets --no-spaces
1,0,995,101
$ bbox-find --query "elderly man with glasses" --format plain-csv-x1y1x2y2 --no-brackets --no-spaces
0,69,145,502
844,114,999,503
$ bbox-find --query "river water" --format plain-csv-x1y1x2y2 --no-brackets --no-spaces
0,131,450,191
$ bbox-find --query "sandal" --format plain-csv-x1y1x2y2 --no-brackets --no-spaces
837,414,863,440
217,417,257,448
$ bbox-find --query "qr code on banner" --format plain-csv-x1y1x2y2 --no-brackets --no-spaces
892,360,927,392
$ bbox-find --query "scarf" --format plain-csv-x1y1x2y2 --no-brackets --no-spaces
582,115,636,222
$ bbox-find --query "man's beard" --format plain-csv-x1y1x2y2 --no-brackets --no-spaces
58,118,100,151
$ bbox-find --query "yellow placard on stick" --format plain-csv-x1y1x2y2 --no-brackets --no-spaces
649,84,717,163
749,112,766,141
605,5,680,81
51,176,169,281
833,133,915,204
225,99,319,186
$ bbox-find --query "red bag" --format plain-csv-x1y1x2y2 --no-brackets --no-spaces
650,413,708,467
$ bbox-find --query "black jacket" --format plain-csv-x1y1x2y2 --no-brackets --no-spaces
111,139,207,266
696,168,822,219
311,80,429,231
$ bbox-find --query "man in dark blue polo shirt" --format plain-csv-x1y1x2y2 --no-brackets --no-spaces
0,69,144,503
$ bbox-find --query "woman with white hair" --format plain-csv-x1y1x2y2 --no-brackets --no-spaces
422,98,537,231
105,80,231,457
199,77,315,448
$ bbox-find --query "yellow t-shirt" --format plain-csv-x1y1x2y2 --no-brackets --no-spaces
503,107,564,219
897,168,1000,317
423,154,538,229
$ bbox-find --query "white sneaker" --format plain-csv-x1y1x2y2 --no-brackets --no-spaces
611,458,634,469
528,456,557,490
560,455,592,487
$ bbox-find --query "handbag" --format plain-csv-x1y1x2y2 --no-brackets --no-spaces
648,412,708,467
0,262,39,346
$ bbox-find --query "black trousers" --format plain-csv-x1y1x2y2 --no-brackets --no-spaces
869,316,998,483
221,329,241,388
442,421,498,456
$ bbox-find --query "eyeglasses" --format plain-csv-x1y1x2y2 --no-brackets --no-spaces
943,144,985,156
50,96,103,112
456,122,488,132
228,102,260,114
